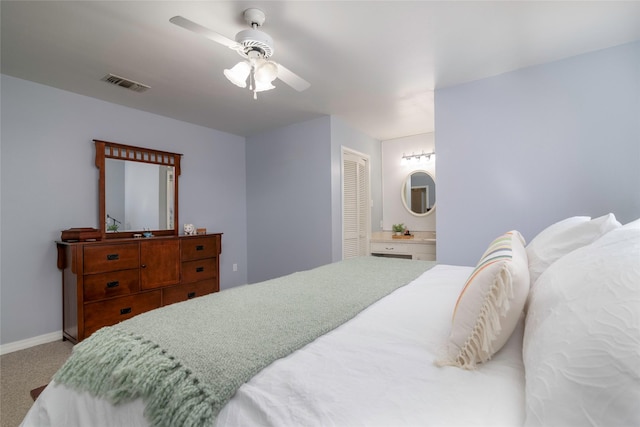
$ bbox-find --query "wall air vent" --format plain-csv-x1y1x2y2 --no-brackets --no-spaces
101,73,150,93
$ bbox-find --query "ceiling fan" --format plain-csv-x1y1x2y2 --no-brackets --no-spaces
170,8,310,99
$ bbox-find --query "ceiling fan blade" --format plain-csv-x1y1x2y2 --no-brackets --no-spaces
275,63,310,92
169,16,239,50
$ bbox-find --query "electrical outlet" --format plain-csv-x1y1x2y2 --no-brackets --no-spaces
233,263,238,272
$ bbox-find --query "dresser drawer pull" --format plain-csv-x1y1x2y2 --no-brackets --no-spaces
120,307,132,315
196,245,204,251
196,267,205,272
106,281,120,289
187,292,196,299
106,253,120,261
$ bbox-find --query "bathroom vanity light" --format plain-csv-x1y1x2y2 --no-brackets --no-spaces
401,151,435,165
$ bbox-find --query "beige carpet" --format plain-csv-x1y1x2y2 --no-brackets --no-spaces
0,340,73,427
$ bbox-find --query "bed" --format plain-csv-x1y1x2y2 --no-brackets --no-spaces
21,213,640,427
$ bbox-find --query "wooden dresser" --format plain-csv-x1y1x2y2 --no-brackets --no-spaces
56,233,222,343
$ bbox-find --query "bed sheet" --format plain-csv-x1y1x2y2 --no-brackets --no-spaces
22,264,525,427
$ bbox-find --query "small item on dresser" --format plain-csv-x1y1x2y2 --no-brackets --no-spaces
133,234,143,238
60,227,102,242
197,228,207,235
184,224,196,235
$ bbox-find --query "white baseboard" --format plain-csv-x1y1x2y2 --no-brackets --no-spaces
0,331,63,355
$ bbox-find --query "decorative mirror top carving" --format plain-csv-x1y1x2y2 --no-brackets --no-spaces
95,140,182,239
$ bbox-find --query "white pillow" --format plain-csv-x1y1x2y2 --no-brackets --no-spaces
526,213,621,286
523,219,640,426
437,231,530,369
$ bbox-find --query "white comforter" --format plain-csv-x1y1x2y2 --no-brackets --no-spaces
22,265,525,427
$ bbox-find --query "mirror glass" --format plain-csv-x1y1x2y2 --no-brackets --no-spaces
105,159,175,232
401,170,436,216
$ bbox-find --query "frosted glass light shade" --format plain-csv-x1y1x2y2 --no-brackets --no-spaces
254,61,278,84
254,79,276,92
224,61,251,88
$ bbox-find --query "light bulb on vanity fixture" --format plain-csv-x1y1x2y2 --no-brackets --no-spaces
401,151,435,165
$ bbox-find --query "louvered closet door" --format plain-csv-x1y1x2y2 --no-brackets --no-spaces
343,150,370,259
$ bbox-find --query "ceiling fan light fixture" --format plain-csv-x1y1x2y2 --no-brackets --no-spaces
169,11,310,95
254,60,278,84
254,79,276,93
223,61,251,88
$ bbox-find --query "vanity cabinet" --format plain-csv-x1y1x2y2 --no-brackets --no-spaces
369,232,436,261
370,241,435,260
57,234,222,343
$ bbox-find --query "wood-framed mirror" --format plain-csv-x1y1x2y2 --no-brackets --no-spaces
95,140,182,239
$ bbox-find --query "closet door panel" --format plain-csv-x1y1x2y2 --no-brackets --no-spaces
342,150,370,259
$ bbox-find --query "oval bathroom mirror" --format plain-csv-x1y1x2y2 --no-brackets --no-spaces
401,170,436,216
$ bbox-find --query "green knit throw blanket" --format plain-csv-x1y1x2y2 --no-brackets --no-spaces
55,256,435,427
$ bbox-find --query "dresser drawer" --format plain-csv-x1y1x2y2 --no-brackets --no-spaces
83,269,140,301
83,243,139,274
83,291,161,337
370,240,436,261
182,258,217,284
162,279,217,306
181,236,219,261
370,242,412,254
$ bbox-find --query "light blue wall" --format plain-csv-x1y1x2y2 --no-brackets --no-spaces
246,115,382,283
435,41,640,266
0,75,248,345
246,116,333,283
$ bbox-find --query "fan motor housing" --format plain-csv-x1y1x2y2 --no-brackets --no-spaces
235,28,274,58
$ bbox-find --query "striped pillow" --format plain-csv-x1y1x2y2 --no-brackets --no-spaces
438,231,530,369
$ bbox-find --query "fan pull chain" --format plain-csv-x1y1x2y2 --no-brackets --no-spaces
249,69,258,100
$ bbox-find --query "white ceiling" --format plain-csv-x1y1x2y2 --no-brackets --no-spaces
2,1,639,140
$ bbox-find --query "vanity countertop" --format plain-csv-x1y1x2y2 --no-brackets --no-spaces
370,231,436,244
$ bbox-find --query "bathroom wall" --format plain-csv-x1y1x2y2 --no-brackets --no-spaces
381,133,436,232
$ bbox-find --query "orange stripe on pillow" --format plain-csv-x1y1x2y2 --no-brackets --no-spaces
452,259,504,320
450,231,519,322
